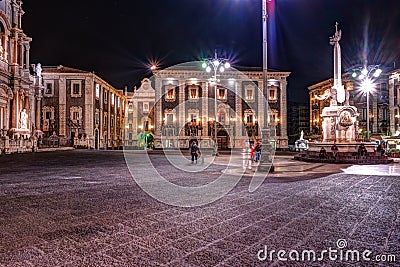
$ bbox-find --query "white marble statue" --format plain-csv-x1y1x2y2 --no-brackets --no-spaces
36,63,42,77
316,22,346,106
20,109,28,129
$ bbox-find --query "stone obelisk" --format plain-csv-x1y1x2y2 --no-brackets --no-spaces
330,22,345,105
320,23,358,143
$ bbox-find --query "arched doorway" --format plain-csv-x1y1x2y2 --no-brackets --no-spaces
217,130,229,150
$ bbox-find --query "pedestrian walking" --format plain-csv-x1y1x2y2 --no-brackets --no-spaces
255,142,261,162
191,142,200,164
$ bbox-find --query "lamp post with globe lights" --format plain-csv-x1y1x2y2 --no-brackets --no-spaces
351,64,382,141
257,0,274,172
202,51,230,156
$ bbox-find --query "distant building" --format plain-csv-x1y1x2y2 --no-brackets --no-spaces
389,69,400,135
287,101,309,145
123,79,155,149
41,65,126,149
125,65,291,150
308,72,390,139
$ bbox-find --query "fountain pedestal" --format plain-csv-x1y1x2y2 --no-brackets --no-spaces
321,106,359,143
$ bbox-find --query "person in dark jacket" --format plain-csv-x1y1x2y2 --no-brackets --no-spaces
191,142,200,164
331,142,339,160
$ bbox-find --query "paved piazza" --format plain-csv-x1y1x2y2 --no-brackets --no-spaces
0,150,399,266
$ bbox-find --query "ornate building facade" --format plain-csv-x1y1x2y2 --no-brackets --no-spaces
389,69,400,135
41,65,126,149
309,73,390,138
0,0,42,154
125,65,290,150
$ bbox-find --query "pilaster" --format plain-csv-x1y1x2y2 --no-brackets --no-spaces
155,77,162,137
36,96,41,130
84,76,93,138
59,78,66,136
178,79,185,136
388,79,395,134
235,80,242,139
202,81,208,136
280,79,288,139
372,94,378,133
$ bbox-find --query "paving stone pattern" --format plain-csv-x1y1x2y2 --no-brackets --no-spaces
0,150,399,266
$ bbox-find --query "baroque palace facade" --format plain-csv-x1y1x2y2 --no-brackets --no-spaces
0,0,43,154
124,64,290,150
41,66,126,149
389,68,400,135
308,71,397,138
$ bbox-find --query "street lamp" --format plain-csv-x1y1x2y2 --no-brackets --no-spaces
202,51,230,156
257,0,274,172
352,64,382,141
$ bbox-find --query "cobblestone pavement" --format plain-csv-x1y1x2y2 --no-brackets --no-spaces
0,150,399,266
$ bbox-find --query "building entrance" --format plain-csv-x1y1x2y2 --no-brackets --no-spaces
217,130,229,150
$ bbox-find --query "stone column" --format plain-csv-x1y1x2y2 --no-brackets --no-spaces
154,77,162,137
12,3,18,27
29,92,35,131
203,81,209,137
388,79,395,134
5,97,10,129
59,78,66,136
11,88,18,128
258,80,264,134
85,77,93,142
18,40,23,67
178,79,185,136
3,35,8,62
372,94,378,133
36,96,41,130
24,44,29,69
235,80,242,144
280,79,288,147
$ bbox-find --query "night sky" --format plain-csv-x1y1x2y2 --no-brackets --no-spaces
23,0,399,103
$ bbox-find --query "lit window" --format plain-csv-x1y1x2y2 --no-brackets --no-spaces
103,91,108,103
95,112,99,124
269,89,275,100
143,102,149,112
218,112,225,123
167,89,174,100
244,84,255,101
111,93,115,105
95,84,100,98
165,84,176,101
188,113,198,125
246,88,254,100
71,82,81,97
247,114,253,124
72,112,79,121
218,88,226,100
45,83,53,95
70,106,82,124
166,114,174,125
189,86,198,99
